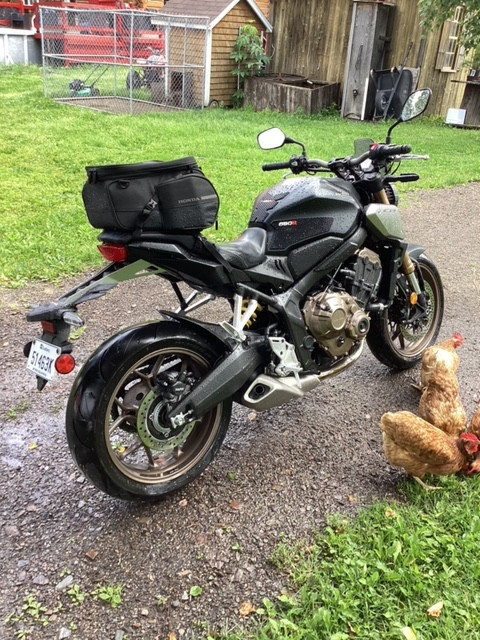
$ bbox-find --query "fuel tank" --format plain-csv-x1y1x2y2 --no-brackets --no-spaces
249,177,362,256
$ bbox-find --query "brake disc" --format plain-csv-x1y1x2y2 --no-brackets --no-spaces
399,281,434,343
136,389,195,451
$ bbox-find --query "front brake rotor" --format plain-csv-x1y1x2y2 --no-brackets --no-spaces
399,281,434,343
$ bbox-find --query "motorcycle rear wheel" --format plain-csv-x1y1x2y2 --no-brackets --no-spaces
367,253,444,369
66,323,232,500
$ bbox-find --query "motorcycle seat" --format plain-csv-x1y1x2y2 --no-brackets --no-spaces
216,227,267,269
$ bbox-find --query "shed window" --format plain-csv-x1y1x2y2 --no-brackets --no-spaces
436,5,465,71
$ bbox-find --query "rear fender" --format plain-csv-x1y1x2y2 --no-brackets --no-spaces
159,310,235,351
71,320,230,423
26,260,166,324
24,260,168,389
76,319,232,392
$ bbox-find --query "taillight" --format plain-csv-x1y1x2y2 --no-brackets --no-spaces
98,243,127,263
41,320,55,334
55,353,76,375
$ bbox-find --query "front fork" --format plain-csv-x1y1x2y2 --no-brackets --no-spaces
401,252,425,301
374,187,425,302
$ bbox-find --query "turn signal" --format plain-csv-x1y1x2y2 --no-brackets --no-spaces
409,292,418,305
98,243,127,263
55,353,76,375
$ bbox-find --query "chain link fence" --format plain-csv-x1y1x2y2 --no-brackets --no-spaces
39,7,208,115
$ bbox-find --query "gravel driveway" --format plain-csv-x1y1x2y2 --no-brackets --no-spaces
1,183,479,639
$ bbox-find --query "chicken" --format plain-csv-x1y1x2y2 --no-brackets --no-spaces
468,400,480,439
418,333,463,390
418,360,467,437
466,402,480,474
379,411,479,489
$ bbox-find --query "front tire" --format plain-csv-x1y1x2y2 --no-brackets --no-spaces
367,253,444,369
66,322,232,500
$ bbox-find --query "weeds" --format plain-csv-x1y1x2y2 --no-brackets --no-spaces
189,585,203,598
5,581,124,638
92,583,123,608
5,594,50,637
67,584,87,606
4,400,31,420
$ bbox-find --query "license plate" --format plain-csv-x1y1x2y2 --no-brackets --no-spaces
26,339,61,381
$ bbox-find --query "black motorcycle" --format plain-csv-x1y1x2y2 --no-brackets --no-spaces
25,88,443,500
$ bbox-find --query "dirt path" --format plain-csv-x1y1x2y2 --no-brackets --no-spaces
1,183,479,639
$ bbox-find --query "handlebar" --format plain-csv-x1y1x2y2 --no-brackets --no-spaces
262,144,417,174
348,144,412,166
369,144,412,159
262,157,330,173
262,161,292,172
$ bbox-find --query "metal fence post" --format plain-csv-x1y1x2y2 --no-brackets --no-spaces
40,7,207,115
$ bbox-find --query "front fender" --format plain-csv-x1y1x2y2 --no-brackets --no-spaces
406,243,426,261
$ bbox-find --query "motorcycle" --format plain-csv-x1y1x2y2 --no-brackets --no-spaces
24,88,443,500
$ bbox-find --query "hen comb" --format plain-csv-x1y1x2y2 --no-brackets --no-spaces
452,333,463,347
459,432,479,443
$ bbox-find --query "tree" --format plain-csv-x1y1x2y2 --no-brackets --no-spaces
230,24,271,107
418,0,480,51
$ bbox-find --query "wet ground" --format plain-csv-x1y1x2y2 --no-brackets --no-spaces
1,183,479,639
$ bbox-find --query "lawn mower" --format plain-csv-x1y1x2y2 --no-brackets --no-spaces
68,65,108,97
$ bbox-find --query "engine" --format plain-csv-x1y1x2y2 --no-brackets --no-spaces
302,249,382,358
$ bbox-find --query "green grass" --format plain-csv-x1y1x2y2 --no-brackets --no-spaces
220,476,480,640
1,65,480,286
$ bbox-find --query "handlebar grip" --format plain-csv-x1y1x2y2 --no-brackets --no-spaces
369,144,412,160
385,173,419,183
262,162,292,172
388,144,412,155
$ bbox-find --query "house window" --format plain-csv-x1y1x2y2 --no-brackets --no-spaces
435,5,465,72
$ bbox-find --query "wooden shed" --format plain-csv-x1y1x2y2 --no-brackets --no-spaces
159,0,272,106
267,0,470,118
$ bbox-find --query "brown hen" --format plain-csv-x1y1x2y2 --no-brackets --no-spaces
379,411,479,489
418,333,463,390
466,402,480,474
418,361,467,437
468,401,480,439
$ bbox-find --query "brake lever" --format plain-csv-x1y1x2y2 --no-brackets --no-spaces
391,155,430,161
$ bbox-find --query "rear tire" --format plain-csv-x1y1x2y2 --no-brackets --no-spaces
66,322,232,500
367,253,444,369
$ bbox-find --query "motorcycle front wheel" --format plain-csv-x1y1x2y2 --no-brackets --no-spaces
367,253,444,369
66,322,232,500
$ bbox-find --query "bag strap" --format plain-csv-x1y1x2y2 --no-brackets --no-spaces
132,199,158,238
198,236,233,274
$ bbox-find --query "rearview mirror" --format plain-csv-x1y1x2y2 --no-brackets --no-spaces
386,88,432,143
400,88,431,122
257,128,286,150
